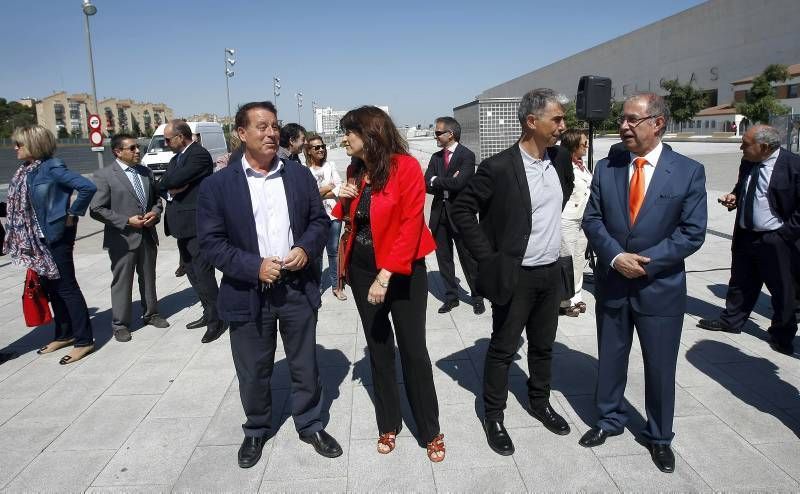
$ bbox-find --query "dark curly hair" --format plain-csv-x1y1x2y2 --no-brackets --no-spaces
340,106,408,191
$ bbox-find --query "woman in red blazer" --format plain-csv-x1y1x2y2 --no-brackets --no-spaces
333,106,444,462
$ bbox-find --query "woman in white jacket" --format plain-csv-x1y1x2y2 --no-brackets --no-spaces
304,134,347,300
559,129,592,317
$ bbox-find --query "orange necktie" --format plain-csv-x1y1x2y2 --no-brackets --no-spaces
629,157,647,224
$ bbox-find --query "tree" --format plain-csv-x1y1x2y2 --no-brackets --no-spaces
70,128,83,139
57,127,69,138
131,116,142,137
0,98,37,138
562,101,584,130
736,64,790,124
597,101,624,133
660,79,708,130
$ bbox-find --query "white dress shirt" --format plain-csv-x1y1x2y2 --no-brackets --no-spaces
242,155,294,260
116,159,147,206
738,148,783,231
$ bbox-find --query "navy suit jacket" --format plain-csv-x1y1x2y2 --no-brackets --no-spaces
582,144,707,316
196,156,331,322
730,147,800,250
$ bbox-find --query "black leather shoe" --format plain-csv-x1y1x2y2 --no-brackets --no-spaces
768,336,795,355
529,402,571,435
482,419,514,456
578,426,622,447
238,435,268,468
186,316,208,329
648,443,675,473
201,321,229,344
473,298,486,315
175,265,186,277
113,328,132,342
300,430,342,458
697,319,740,334
143,315,170,328
438,300,459,313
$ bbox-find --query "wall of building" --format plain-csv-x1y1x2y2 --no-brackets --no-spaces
479,0,800,106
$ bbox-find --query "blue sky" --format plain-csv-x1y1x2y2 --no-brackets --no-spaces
1,0,705,128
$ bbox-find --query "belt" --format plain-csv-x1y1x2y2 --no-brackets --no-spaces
520,261,558,271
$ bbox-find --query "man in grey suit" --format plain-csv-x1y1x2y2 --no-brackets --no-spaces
90,134,170,342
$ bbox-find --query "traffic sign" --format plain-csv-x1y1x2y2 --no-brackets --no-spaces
88,114,101,131
89,130,103,146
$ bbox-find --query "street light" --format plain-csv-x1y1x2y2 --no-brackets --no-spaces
81,0,103,169
296,92,303,123
273,76,281,105
312,100,318,133
224,48,235,133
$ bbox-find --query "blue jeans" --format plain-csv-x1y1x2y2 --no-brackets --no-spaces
40,223,94,347
316,220,342,291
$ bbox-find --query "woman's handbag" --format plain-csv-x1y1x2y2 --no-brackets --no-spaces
22,268,53,327
336,175,360,291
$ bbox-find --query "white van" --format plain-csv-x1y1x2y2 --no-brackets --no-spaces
141,121,228,174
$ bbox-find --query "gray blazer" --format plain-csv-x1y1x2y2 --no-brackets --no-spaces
90,161,163,251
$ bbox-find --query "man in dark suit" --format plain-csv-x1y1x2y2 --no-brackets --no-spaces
159,120,225,343
424,116,483,314
580,93,707,473
698,125,800,355
197,101,341,469
451,88,575,456
90,134,169,342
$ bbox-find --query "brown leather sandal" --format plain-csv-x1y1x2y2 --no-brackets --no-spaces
59,345,94,365
426,433,445,463
377,424,402,454
332,289,348,301
37,338,76,355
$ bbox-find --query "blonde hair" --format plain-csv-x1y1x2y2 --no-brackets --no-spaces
12,124,57,160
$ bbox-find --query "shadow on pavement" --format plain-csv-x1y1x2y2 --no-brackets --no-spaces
686,340,800,437
426,270,472,305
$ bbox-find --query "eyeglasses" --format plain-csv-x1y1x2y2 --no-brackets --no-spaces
617,114,661,127
119,145,139,152
310,144,326,151
163,134,176,142
13,141,24,148
434,130,451,137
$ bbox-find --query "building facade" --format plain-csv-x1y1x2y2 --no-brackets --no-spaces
455,0,800,159
313,105,390,135
35,92,173,138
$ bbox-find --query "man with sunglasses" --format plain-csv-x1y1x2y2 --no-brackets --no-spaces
424,117,483,314
580,93,707,473
90,134,170,342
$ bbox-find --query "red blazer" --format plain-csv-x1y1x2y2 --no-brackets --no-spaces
332,154,436,275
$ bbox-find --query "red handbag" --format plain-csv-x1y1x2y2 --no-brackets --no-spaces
22,268,53,327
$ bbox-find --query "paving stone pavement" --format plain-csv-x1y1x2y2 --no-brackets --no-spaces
0,140,798,492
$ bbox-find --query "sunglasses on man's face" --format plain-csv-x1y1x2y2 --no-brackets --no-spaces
120,145,139,152
310,144,326,151
434,130,451,137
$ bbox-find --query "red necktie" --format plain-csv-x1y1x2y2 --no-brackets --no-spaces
444,149,451,171
629,157,647,224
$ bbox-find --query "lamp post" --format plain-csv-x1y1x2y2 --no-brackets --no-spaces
273,76,280,106
312,100,318,133
224,48,235,134
296,91,303,124
81,0,103,169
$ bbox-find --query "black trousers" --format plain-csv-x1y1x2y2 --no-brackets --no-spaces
40,223,94,347
177,235,219,323
350,242,440,443
229,284,324,438
484,263,560,421
595,304,682,444
433,213,480,302
720,229,798,346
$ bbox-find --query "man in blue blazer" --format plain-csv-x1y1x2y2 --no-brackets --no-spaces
197,101,341,469
580,93,707,473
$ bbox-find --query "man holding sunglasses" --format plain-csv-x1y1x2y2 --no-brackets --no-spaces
90,134,170,342
424,117,484,314
581,93,707,473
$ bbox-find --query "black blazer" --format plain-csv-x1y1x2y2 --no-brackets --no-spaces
158,142,214,239
731,147,800,249
424,143,477,232
451,142,574,305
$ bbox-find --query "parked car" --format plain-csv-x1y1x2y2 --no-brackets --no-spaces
141,121,227,175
